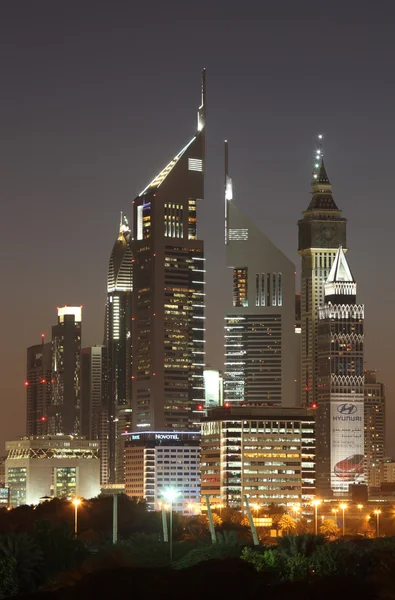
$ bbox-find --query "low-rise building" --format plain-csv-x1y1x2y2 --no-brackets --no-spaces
201,405,315,509
124,431,200,513
5,436,100,506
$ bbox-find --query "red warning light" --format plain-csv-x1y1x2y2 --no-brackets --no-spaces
40,416,47,422
225,402,230,408
40,379,46,384
24,381,29,387
41,334,45,338
312,403,318,409
198,405,203,410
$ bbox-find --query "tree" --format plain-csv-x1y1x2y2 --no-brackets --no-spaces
278,515,297,535
320,519,341,539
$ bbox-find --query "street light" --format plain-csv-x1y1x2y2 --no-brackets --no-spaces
72,498,81,536
312,499,321,535
252,503,260,518
292,504,300,519
374,509,381,537
187,502,196,515
339,503,347,536
162,488,180,564
357,504,363,512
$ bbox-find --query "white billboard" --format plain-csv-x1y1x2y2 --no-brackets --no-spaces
330,400,365,492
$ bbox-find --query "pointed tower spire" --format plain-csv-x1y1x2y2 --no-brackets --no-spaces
324,246,356,302
198,68,206,132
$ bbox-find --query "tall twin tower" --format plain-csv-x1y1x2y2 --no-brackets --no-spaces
105,72,364,494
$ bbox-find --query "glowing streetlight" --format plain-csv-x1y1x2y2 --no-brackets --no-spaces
357,504,363,512
311,499,321,535
187,502,195,515
217,503,224,518
252,503,260,518
292,504,300,518
72,498,81,536
373,509,381,537
339,504,347,536
162,488,181,564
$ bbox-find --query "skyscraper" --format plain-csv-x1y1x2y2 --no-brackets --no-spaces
130,71,206,430
364,370,386,487
105,215,133,483
81,345,107,439
316,247,365,495
298,144,347,406
26,336,52,436
49,306,82,435
224,142,297,406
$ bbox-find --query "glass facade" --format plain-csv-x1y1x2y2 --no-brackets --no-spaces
7,467,26,506
54,466,77,499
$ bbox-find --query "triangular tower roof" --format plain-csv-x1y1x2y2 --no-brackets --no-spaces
307,159,339,211
315,159,330,184
326,246,354,284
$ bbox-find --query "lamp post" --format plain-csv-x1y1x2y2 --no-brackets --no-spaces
339,503,347,536
374,509,381,537
312,499,321,535
72,498,81,536
162,488,180,564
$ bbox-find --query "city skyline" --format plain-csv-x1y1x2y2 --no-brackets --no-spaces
2,2,395,457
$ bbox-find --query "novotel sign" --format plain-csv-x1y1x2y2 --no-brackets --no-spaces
155,434,180,440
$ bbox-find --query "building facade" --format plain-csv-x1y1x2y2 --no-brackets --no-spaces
81,345,107,439
5,436,100,506
124,431,200,513
105,215,133,483
26,337,52,436
298,152,347,406
49,307,82,435
364,370,386,487
316,247,365,495
224,142,297,406
203,368,223,408
201,405,315,509
130,71,206,430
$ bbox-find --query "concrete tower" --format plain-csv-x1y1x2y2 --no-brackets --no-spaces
224,141,297,406
316,247,365,495
298,139,347,405
130,71,206,430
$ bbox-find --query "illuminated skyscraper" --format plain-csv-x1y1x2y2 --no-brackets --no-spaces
105,215,133,483
49,307,82,435
224,142,297,406
316,247,365,495
131,71,206,430
26,336,52,436
364,370,386,487
298,141,347,405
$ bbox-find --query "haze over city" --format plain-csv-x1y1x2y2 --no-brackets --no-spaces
1,0,395,453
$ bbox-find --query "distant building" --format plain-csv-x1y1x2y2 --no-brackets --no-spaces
316,247,365,496
0,456,5,485
26,337,52,436
105,215,133,484
81,346,107,440
370,459,395,488
124,431,200,513
49,307,82,435
298,153,347,406
364,370,386,487
224,142,297,406
5,436,100,507
130,71,206,431
203,368,223,408
200,405,315,509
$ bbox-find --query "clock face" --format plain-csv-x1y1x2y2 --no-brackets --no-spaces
321,225,335,242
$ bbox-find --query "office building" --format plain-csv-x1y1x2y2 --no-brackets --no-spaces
105,214,133,483
130,71,206,430
81,346,107,439
316,247,365,495
370,458,395,488
224,142,297,406
26,336,52,436
5,436,100,507
364,370,386,487
203,368,223,408
124,431,200,513
298,145,347,405
49,307,82,435
200,405,315,509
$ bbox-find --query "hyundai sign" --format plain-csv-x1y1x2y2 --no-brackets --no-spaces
331,400,365,492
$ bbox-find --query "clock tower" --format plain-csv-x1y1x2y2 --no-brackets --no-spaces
298,156,347,406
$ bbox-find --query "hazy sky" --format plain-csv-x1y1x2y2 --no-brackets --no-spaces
1,0,395,453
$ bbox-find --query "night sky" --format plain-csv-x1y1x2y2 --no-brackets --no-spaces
1,1,394,454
